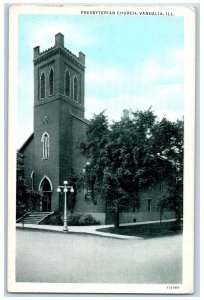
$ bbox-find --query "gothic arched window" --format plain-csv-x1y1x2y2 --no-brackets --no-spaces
41,132,50,159
40,72,45,99
65,70,70,97
49,68,54,96
31,171,34,191
148,198,152,212
73,76,78,101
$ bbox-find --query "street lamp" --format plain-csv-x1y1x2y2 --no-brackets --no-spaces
57,180,74,232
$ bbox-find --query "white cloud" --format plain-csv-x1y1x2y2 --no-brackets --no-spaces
140,83,183,106
134,53,183,86
85,81,183,123
27,23,97,54
173,49,184,64
86,68,124,83
17,125,33,149
85,49,184,99
18,68,33,103
156,110,184,121
85,57,184,121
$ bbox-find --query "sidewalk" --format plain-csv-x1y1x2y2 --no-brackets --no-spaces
16,219,176,240
16,223,140,239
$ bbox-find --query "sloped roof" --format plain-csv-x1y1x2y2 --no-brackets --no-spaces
70,112,90,125
18,133,34,152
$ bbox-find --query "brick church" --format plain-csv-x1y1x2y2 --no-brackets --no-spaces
19,33,174,224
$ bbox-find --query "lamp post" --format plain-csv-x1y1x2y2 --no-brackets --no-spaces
57,180,74,232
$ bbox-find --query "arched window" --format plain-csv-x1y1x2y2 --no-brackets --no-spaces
31,171,34,191
148,198,152,212
73,76,78,101
40,72,45,99
49,68,54,96
65,70,70,97
41,132,50,159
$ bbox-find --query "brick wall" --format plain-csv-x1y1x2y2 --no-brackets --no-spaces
32,39,86,211
33,100,60,210
138,183,170,212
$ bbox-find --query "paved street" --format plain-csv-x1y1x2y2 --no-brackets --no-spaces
16,229,182,283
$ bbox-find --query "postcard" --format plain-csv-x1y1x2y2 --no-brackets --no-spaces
8,4,195,294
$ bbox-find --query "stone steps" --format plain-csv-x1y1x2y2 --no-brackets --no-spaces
21,212,54,224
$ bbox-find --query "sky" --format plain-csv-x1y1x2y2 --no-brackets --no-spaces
18,13,184,147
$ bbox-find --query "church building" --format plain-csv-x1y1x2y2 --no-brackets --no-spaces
19,33,174,224
19,33,106,222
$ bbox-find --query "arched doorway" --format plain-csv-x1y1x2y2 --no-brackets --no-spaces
39,177,52,212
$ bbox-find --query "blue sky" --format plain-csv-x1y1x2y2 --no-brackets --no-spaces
18,14,184,147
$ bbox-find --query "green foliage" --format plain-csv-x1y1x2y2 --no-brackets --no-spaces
166,178,183,221
67,213,83,225
16,151,41,219
97,221,183,238
149,117,184,221
16,153,28,202
40,210,63,226
16,152,29,219
81,109,184,225
67,214,100,226
81,214,101,225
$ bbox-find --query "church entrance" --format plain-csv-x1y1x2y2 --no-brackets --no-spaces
39,177,52,212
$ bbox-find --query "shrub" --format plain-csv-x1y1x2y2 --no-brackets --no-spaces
40,212,100,226
40,211,63,226
81,214,100,225
67,214,83,225
67,214,100,225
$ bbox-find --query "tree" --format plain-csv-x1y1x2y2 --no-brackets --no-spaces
16,151,41,219
103,109,157,226
16,152,30,219
149,118,184,221
81,110,184,226
80,112,109,201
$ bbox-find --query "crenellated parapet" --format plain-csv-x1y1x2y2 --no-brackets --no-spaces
33,33,85,71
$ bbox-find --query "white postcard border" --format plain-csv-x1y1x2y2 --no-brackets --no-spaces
8,4,196,294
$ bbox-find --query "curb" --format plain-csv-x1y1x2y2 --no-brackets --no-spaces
16,224,142,240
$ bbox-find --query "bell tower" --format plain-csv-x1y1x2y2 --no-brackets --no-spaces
33,32,85,116
32,33,86,211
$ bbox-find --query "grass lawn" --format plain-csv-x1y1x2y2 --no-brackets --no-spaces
96,221,183,239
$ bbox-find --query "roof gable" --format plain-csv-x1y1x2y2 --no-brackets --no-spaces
18,133,34,152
